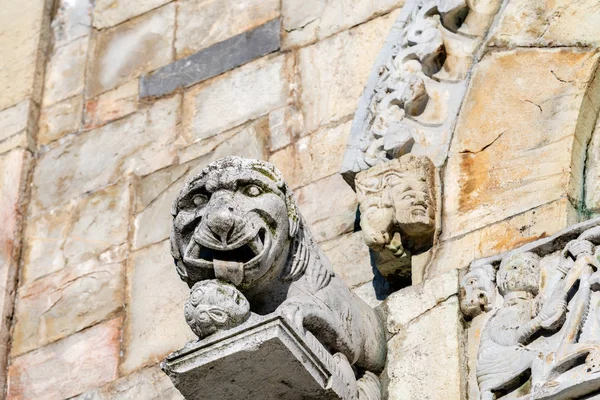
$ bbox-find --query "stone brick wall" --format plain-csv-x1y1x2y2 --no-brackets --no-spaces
1,0,599,399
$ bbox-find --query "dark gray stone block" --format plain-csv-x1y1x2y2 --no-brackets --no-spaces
140,19,281,98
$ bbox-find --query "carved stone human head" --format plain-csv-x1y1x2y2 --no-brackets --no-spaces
355,154,436,252
497,252,540,297
170,157,301,292
460,264,497,318
184,280,251,339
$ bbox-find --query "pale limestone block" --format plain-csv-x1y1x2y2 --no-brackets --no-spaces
443,49,600,241
489,0,600,47
134,121,269,250
38,94,83,145
12,259,124,356
321,231,373,289
268,106,304,151
7,318,121,400
282,0,404,49
383,269,458,335
182,55,289,142
83,80,139,130
175,0,280,59
0,0,50,110
51,0,92,48
298,11,398,133
428,198,578,279
30,95,180,213
121,240,195,375
295,174,357,243
93,0,172,29
42,36,88,107
0,100,37,154
72,366,183,400
386,296,462,400
352,281,384,308
134,163,192,214
586,117,600,212
22,184,130,285
269,121,351,189
87,4,175,97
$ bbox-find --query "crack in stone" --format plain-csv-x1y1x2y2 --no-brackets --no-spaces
459,130,505,154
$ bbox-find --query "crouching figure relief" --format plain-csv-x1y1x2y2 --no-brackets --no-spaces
460,223,600,399
168,156,386,399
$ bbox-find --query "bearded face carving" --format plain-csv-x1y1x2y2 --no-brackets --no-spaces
355,154,436,279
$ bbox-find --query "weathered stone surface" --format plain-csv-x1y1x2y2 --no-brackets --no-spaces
296,174,357,243
443,49,600,240
387,296,462,400
321,232,373,289
0,100,37,154
42,36,88,107
489,0,600,47
268,106,304,151
134,120,269,250
175,0,280,58
93,0,172,29
428,198,578,279
269,121,350,189
182,54,289,142
383,269,458,334
141,19,281,98
586,117,600,212
121,240,194,375
22,184,130,285
84,79,138,130
51,0,92,48
0,0,50,110
38,94,83,145
73,366,183,400
87,4,175,97
12,258,124,356
0,149,31,396
30,96,180,213
298,11,398,133
163,316,357,400
7,318,121,400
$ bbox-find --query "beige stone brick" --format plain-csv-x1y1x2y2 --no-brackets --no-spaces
30,96,180,213
489,0,600,47
428,198,579,279
443,49,600,240
296,174,357,243
321,231,373,289
175,0,280,59
84,80,139,130
351,281,384,308
42,36,89,107
87,4,175,97
0,100,37,154
93,0,172,29
135,120,268,250
182,54,289,143
0,0,50,110
22,184,130,285
7,318,121,400
12,259,124,357
268,106,304,152
386,297,462,400
51,0,92,48
38,95,83,145
586,117,600,212
121,240,195,375
72,366,184,400
298,11,398,133
282,0,403,48
269,121,350,189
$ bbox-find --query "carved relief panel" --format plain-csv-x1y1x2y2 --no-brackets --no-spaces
460,218,600,400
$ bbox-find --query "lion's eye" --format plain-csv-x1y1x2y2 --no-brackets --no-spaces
243,185,263,197
192,194,208,206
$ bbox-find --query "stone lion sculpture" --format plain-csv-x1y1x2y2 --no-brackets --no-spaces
170,156,387,396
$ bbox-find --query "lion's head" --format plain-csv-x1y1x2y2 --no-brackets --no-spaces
171,157,305,292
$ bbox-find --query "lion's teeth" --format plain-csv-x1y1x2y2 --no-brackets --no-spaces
248,234,264,255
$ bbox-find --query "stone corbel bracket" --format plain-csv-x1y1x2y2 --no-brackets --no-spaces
340,0,502,185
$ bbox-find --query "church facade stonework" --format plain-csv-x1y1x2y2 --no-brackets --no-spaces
2,0,600,399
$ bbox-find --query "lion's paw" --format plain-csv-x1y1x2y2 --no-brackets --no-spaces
277,302,305,334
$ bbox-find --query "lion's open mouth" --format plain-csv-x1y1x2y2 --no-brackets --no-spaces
183,228,270,283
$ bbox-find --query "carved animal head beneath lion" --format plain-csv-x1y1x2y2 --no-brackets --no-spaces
170,157,309,293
